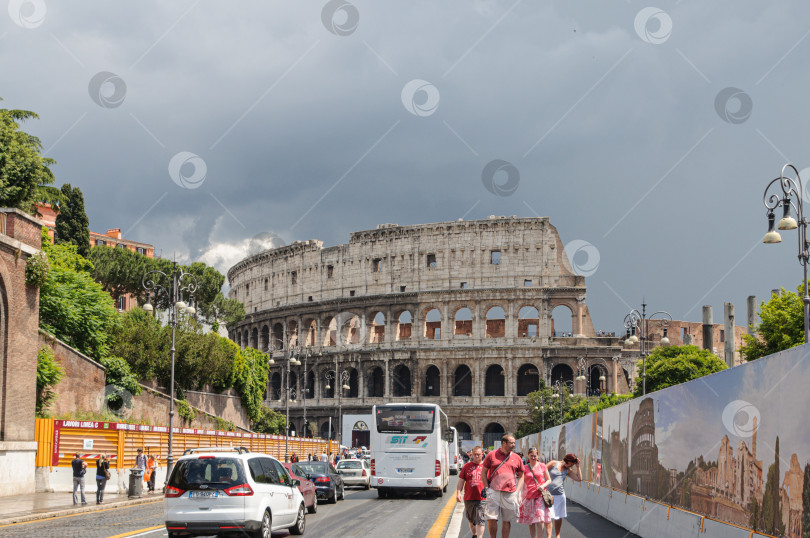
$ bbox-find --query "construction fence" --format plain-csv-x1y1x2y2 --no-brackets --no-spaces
35,418,339,469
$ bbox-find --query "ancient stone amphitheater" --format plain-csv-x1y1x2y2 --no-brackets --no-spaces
228,217,630,447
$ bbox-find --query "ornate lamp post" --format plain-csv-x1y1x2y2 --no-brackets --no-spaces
142,261,198,485
269,342,300,462
624,301,671,396
324,368,350,445
762,163,810,343
551,379,573,425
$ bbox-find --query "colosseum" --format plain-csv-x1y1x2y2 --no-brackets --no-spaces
228,216,635,448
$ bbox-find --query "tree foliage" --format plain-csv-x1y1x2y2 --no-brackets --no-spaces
741,287,804,362
632,345,728,397
99,355,142,411
89,245,151,303
252,405,286,434
231,346,270,424
0,103,56,211
36,345,65,417
204,292,246,331
54,183,90,256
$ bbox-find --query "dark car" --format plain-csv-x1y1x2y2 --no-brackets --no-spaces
292,461,345,503
284,462,318,514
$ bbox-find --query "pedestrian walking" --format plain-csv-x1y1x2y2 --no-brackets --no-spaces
135,448,147,470
481,434,524,538
320,450,328,462
146,454,157,492
71,453,88,505
545,454,582,538
456,446,486,538
518,448,552,538
95,454,110,504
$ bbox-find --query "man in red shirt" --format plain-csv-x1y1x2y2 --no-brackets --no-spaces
456,446,486,538
481,434,524,538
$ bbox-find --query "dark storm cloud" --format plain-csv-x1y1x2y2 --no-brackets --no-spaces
4,0,810,330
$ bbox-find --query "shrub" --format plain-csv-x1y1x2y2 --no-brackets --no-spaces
36,346,64,417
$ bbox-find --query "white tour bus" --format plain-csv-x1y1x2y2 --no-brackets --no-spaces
371,403,452,498
448,426,460,475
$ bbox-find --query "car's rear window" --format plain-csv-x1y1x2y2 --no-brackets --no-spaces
168,457,247,490
337,461,362,469
294,462,327,476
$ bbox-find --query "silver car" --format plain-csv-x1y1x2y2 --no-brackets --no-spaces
336,458,371,489
164,447,306,537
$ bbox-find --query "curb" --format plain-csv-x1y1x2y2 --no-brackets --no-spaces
0,496,163,527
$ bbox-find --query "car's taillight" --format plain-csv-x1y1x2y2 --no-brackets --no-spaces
362,469,368,476
165,486,184,498
454,456,457,463
315,476,331,483
435,460,441,477
223,483,254,496
371,459,375,476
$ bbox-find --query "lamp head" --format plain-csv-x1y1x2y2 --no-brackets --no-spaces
143,302,153,312
185,305,196,315
599,375,606,382
268,358,275,365
175,300,187,310
778,199,798,230
660,327,670,345
764,210,783,243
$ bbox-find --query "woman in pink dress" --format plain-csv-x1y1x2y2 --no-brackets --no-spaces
518,447,552,538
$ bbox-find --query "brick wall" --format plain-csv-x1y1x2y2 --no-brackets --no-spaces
39,331,108,416
185,388,250,430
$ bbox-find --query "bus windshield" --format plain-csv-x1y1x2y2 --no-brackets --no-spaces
376,406,435,434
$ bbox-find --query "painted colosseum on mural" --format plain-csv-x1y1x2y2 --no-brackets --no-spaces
227,216,638,446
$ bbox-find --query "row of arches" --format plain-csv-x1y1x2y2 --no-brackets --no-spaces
283,418,506,445
235,303,580,351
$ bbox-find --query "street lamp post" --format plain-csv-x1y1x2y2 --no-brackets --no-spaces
576,357,609,397
269,341,301,462
324,367,350,445
551,380,573,425
624,301,671,396
762,163,810,343
142,261,198,486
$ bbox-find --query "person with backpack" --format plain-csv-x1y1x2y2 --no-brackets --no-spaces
95,454,110,504
481,434,524,538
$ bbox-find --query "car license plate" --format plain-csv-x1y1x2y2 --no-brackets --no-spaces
189,491,218,498
397,468,414,473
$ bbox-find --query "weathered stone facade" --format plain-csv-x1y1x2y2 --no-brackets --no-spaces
228,217,629,444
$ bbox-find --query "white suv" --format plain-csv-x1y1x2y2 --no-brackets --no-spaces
164,447,306,537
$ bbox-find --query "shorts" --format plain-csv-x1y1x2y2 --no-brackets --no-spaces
548,493,567,519
464,500,486,526
484,488,519,523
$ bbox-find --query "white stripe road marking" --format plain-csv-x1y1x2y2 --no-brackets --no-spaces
446,502,465,537
122,529,165,537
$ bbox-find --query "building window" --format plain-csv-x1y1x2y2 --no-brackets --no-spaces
264,278,268,291
291,271,297,285
118,295,126,310
327,265,334,279
117,243,127,249
719,329,725,342
349,290,355,297
491,251,501,265
96,239,106,246
524,279,532,287
400,286,406,292
308,296,313,302
136,247,147,255
427,253,436,269
460,282,467,289
372,258,381,272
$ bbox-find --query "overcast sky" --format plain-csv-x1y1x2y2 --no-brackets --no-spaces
4,0,810,333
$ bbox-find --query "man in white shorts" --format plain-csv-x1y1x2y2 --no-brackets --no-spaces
481,434,524,538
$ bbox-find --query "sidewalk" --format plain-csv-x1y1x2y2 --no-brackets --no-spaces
0,490,163,526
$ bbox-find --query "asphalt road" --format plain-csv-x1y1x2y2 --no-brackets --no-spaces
0,477,637,538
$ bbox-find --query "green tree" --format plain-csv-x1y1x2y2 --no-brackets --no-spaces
253,405,286,434
88,245,150,303
802,462,810,537
749,497,761,531
761,436,786,536
99,356,142,412
110,308,169,380
633,345,728,397
231,346,270,423
39,233,120,360
202,292,246,332
54,183,90,256
741,287,804,362
36,345,65,417
0,103,56,211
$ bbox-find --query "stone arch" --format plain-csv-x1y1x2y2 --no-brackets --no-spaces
485,364,505,396
369,311,385,343
260,325,270,352
338,312,362,346
395,310,412,341
453,365,472,397
589,364,608,396
483,422,505,450
270,372,281,400
424,308,441,339
320,420,335,440
392,364,411,397
518,305,539,338
272,323,284,349
367,366,384,397
551,304,573,337
345,367,359,398
455,421,472,441
288,320,299,347
517,363,540,396
424,365,441,396
235,331,242,348
250,327,259,349
322,369,335,398
303,318,317,347
550,364,574,385
454,307,473,337
323,316,337,347
306,369,315,400
485,306,506,338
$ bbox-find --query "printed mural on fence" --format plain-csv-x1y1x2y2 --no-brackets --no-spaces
517,345,810,537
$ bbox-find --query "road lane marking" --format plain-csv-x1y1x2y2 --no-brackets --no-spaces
425,494,457,538
107,524,164,538
445,502,465,537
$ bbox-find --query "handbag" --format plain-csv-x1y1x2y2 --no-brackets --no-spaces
104,463,111,480
527,464,554,508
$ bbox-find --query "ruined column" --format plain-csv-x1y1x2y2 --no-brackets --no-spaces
724,303,734,368
747,296,757,336
702,306,713,352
